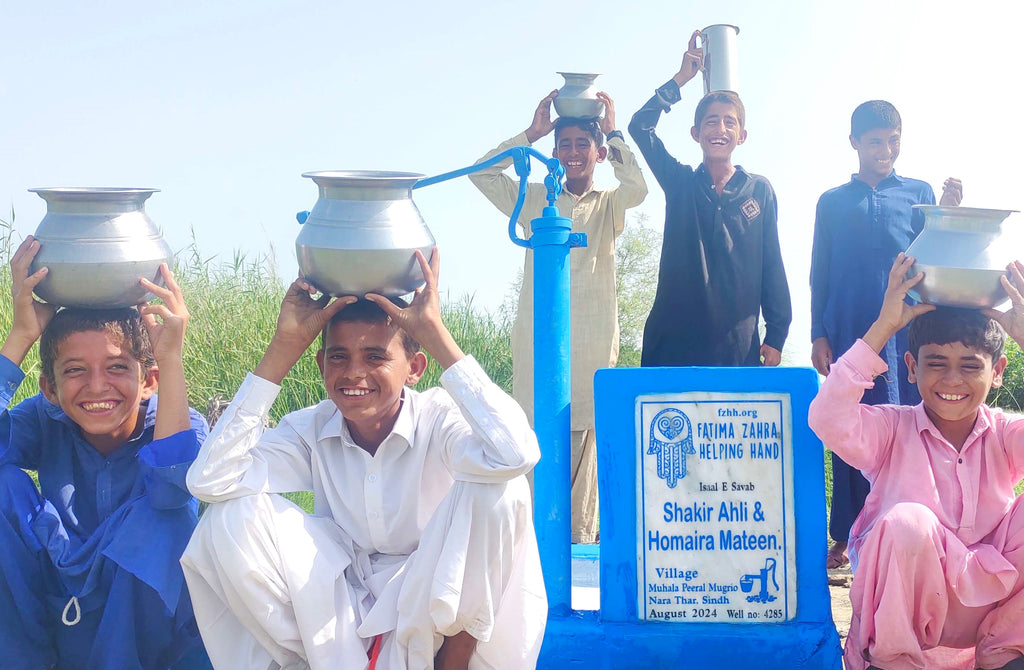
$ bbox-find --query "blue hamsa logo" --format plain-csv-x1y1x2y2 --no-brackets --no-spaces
647,408,695,489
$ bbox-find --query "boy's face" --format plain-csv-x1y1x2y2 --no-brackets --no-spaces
850,127,900,182
317,320,427,448
906,341,1007,432
39,330,157,453
690,102,746,161
553,126,607,182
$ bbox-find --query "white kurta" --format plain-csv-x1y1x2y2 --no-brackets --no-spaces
180,356,547,670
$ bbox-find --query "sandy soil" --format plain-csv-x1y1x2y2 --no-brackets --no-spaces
828,564,853,644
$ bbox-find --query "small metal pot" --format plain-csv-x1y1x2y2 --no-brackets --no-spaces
552,72,602,119
699,24,740,95
28,187,172,308
295,171,435,297
906,205,1020,308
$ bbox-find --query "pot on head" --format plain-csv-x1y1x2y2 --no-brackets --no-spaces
905,205,1020,308
699,24,740,95
552,72,603,119
28,187,173,308
295,171,435,298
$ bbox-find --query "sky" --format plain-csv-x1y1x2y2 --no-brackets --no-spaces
2,0,1023,367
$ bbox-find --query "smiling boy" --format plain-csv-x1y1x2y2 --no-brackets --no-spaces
0,237,210,669
810,100,964,569
469,89,647,544
629,30,791,367
181,250,545,670
809,254,1024,670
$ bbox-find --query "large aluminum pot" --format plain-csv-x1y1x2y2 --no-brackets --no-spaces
28,187,173,308
906,205,1020,308
699,24,740,94
296,171,435,297
552,72,602,119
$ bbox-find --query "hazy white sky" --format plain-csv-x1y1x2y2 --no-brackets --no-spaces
2,0,1022,366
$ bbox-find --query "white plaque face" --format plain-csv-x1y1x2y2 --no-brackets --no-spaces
636,392,796,623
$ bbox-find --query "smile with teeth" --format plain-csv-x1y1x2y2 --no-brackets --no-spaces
341,388,373,396
565,160,584,169
709,138,729,145
937,392,968,401
81,400,117,411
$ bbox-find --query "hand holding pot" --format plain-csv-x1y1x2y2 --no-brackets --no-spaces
0,236,56,366
525,90,558,144
984,261,1024,346
596,92,616,135
863,253,936,353
939,178,963,206
674,30,704,87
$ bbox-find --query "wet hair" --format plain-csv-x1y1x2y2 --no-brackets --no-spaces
907,308,1006,361
40,307,155,387
694,90,746,129
851,100,901,138
320,297,420,356
553,116,604,147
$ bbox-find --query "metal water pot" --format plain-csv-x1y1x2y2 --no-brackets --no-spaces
28,188,173,308
905,205,1021,308
295,171,435,297
552,72,602,119
699,24,740,94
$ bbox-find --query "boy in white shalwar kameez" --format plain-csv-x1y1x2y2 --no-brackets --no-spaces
180,249,546,670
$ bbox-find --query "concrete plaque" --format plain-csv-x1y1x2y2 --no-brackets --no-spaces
636,392,796,623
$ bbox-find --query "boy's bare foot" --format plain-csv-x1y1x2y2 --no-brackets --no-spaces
434,630,477,670
827,541,849,569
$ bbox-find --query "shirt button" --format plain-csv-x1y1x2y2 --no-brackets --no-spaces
370,512,379,519
958,458,963,464
368,474,377,483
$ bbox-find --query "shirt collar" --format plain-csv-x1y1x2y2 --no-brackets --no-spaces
696,163,748,193
848,171,906,188
912,402,992,448
321,388,417,451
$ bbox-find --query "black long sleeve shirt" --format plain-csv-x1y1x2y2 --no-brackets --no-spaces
628,82,792,367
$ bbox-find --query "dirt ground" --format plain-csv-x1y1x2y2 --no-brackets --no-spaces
828,563,854,645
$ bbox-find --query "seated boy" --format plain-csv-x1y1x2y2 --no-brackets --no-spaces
469,90,647,544
808,253,1024,670
628,30,791,367
180,249,546,670
0,237,211,669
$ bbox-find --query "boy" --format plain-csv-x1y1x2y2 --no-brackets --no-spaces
810,99,964,569
469,90,647,544
628,30,791,367
180,249,546,670
0,237,210,669
808,253,1024,670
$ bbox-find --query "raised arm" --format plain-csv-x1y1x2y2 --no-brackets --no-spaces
598,91,648,226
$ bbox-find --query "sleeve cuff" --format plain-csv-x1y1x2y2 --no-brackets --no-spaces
0,354,25,408
655,79,682,110
845,339,890,381
238,372,283,417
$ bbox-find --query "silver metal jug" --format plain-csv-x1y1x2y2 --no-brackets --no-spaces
906,205,1021,308
28,187,173,308
552,72,602,119
295,171,435,297
699,24,740,94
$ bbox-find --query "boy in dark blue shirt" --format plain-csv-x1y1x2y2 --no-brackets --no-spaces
810,100,963,569
0,237,210,669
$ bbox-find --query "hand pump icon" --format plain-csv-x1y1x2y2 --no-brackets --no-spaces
740,557,779,603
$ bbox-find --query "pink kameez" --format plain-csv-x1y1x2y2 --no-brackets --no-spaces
808,339,1024,670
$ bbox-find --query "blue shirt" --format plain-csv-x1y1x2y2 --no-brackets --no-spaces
810,172,935,403
0,353,208,612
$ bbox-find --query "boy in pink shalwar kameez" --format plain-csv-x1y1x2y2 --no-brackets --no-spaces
808,253,1024,670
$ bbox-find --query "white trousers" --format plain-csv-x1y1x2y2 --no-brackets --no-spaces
180,479,546,670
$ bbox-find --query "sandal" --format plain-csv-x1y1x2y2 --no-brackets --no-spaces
827,541,849,569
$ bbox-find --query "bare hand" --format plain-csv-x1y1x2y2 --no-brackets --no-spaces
0,236,57,365
138,264,189,364
760,344,782,367
674,31,704,86
525,90,558,144
863,253,936,352
811,337,833,376
939,178,963,206
366,248,464,369
983,260,1024,346
273,279,356,356
596,92,616,135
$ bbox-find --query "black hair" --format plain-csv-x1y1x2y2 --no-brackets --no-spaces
694,90,746,129
851,100,902,138
40,307,155,387
553,116,604,146
320,297,420,356
907,307,1005,361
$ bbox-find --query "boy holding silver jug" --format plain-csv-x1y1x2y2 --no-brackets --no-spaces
810,99,963,570
0,237,212,670
628,30,792,368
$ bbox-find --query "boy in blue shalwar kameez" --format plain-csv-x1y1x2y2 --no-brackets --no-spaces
0,236,211,670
